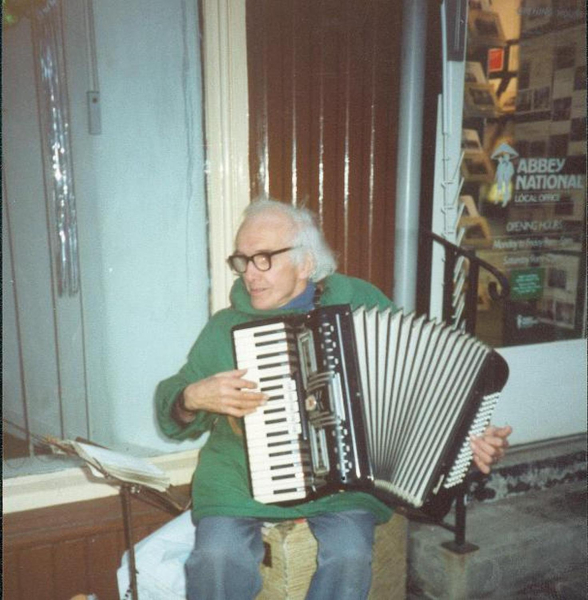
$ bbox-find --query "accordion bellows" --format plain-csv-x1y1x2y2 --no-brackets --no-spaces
352,306,506,506
232,305,509,510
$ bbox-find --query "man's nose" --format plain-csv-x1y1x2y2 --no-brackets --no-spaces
243,260,260,277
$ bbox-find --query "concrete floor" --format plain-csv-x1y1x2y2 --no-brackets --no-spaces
406,436,587,600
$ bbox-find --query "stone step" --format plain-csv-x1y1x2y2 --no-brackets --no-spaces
408,481,587,599
406,435,587,600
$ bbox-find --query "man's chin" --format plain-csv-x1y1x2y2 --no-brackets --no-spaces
250,294,270,310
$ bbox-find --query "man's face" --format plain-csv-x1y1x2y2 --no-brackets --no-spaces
234,213,312,310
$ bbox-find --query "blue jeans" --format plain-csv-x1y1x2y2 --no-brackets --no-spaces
185,510,377,600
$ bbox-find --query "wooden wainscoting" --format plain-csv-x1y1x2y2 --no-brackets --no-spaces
3,485,190,600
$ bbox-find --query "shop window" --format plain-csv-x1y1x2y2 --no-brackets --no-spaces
460,0,586,347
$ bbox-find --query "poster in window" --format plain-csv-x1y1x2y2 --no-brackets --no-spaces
461,21,586,347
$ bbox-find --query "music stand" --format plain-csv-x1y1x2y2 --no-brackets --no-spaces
43,437,190,600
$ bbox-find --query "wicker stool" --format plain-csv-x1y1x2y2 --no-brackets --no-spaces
256,513,407,600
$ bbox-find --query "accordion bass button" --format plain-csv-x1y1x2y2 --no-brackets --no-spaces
305,395,318,411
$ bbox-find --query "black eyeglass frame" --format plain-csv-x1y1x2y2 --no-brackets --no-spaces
227,246,295,274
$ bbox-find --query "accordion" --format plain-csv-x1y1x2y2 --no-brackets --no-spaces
231,305,509,511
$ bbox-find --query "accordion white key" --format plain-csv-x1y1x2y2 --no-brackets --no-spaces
231,304,509,511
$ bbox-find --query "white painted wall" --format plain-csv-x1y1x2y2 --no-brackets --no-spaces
3,0,209,453
494,339,587,445
77,0,209,451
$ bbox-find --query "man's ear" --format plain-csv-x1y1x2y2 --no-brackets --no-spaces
299,252,315,281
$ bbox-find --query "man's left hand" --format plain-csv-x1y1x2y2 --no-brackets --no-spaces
470,425,513,474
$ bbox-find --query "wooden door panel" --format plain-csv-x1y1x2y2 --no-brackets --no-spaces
247,0,402,294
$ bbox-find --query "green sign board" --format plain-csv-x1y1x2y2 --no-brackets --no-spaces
509,268,545,300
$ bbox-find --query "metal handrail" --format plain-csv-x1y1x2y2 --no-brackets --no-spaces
423,230,510,333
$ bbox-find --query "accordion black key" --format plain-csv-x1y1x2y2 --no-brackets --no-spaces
231,304,509,509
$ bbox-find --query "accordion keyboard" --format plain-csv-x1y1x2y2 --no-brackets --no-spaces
233,321,311,503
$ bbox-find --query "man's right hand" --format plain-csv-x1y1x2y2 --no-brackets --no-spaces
180,369,268,419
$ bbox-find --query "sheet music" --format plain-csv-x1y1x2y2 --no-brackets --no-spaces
72,442,170,492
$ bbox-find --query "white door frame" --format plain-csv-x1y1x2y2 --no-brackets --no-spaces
201,0,250,313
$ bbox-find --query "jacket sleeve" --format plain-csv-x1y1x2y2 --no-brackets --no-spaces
155,316,235,441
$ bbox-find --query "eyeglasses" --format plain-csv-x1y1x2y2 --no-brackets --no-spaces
227,247,295,274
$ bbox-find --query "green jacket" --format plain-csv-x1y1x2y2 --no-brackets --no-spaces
156,273,397,523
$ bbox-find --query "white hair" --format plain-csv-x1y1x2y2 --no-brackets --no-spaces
239,198,337,282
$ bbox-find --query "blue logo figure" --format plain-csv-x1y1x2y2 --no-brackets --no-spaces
491,142,518,207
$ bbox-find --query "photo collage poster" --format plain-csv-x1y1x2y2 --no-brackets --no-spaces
461,0,586,347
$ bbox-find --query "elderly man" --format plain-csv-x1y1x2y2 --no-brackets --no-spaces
156,198,511,600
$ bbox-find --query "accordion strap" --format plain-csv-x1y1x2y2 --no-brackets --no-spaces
313,282,323,308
